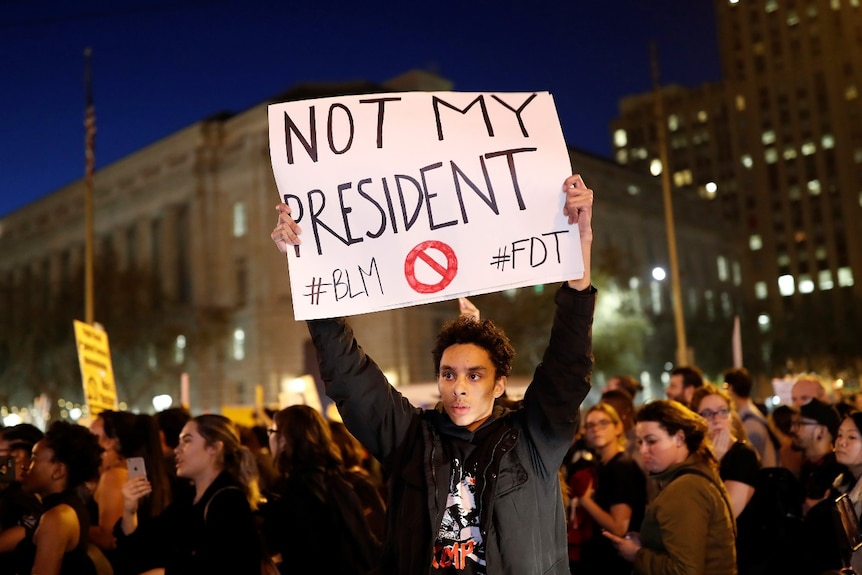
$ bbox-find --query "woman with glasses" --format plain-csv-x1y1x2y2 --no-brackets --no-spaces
691,384,760,518
576,402,646,575
604,399,736,575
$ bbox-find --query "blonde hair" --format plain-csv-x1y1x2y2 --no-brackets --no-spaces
193,414,260,509
587,402,627,447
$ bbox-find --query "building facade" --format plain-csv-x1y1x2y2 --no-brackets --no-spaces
611,0,862,379
0,71,738,417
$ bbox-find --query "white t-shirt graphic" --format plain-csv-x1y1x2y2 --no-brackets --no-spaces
432,458,485,573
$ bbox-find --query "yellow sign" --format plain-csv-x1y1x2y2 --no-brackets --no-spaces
73,320,118,416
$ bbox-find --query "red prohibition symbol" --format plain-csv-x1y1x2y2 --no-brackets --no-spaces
404,240,459,294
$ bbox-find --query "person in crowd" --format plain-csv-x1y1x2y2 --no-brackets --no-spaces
88,410,171,562
723,367,780,468
600,388,643,470
793,400,848,573
239,424,279,495
153,406,193,502
576,402,646,575
834,411,862,573
263,405,384,574
791,374,828,407
665,366,704,407
603,374,643,402
270,174,595,574
563,420,598,573
0,424,43,558
117,413,263,574
15,421,103,575
771,404,803,477
328,419,387,530
690,384,760,518
603,399,736,575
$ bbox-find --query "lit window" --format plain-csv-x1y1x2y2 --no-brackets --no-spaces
650,281,662,314
778,274,795,296
717,255,729,281
765,148,778,163
765,0,778,11
808,180,821,195
614,129,628,147
701,181,718,200
735,94,746,111
762,130,776,145
777,253,790,267
783,147,797,160
838,267,855,287
755,281,768,300
847,86,859,101
798,275,815,294
627,185,640,196
818,269,834,290
721,292,732,318
732,261,742,286
616,149,629,164
749,234,763,251
831,0,840,8
789,186,802,200
233,328,246,361
233,202,247,238
673,169,693,187
650,159,663,176
822,134,835,149
802,142,817,155
758,313,771,333
787,11,800,25
629,277,640,290
741,154,754,168
697,110,708,122
816,246,828,260
668,115,680,131
175,334,186,364
855,149,862,163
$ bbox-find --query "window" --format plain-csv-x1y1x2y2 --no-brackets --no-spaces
717,256,729,281
741,154,754,168
818,269,834,290
233,201,247,238
175,335,186,364
233,328,246,361
749,235,763,251
798,274,815,294
758,313,771,333
613,129,628,147
778,274,795,296
838,267,855,287
650,281,662,314
755,281,768,299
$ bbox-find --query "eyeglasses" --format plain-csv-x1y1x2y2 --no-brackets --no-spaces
699,408,731,420
584,420,613,431
266,427,277,436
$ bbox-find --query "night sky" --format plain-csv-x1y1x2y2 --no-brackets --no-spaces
0,0,721,218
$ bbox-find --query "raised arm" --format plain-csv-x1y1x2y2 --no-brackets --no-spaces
562,174,593,292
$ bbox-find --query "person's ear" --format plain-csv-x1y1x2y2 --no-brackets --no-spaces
206,440,224,459
52,461,68,482
493,375,508,399
674,431,685,447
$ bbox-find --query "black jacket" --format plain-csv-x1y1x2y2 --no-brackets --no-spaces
308,283,595,574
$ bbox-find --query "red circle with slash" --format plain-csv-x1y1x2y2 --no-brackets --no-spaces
404,240,459,293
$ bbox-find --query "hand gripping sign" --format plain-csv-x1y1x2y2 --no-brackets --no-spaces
268,91,583,320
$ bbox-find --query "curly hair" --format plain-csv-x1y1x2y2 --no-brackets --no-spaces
44,421,103,489
431,316,515,379
636,400,717,468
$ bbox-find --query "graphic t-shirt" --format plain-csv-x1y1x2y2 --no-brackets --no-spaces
432,457,485,573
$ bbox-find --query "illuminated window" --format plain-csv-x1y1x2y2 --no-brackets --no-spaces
765,148,778,163
233,328,246,361
798,275,815,294
233,201,247,238
787,11,800,25
783,147,797,160
732,261,742,286
175,335,186,364
616,149,629,164
766,0,778,11
741,154,754,168
758,314,771,333
855,149,862,163
614,129,628,147
668,115,680,131
778,275,795,296
818,269,834,290
701,181,718,199
838,267,855,287
627,185,640,196
822,134,835,149
816,245,828,260
802,142,817,155
673,169,693,187
697,110,708,122
749,235,763,251
721,292,732,318
717,255,729,281
650,281,662,314
777,253,791,267
755,281,768,299
762,130,776,145
650,159,663,176
808,180,821,196
735,94,746,111
847,86,859,101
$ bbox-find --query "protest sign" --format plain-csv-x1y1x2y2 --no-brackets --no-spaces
73,320,118,416
268,91,582,320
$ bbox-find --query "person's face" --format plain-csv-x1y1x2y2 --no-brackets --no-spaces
89,416,119,467
792,380,822,407
175,421,220,480
666,375,685,402
696,394,732,437
790,415,822,451
636,421,688,474
585,410,622,451
23,440,60,495
437,343,506,431
835,418,862,467
267,423,281,460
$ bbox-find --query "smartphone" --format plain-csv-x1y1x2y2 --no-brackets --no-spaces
127,457,147,479
0,456,15,483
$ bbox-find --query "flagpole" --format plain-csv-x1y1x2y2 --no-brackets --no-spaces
84,48,95,325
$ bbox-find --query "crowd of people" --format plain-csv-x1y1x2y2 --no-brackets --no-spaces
0,172,859,575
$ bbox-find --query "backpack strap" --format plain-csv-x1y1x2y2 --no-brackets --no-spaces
741,412,782,452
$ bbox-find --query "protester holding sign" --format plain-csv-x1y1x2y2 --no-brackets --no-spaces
271,173,594,574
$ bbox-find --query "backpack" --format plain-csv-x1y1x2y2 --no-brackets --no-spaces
735,467,805,575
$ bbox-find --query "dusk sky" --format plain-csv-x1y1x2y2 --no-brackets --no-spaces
0,0,721,218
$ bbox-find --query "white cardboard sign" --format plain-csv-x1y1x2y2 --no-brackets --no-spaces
268,91,582,320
